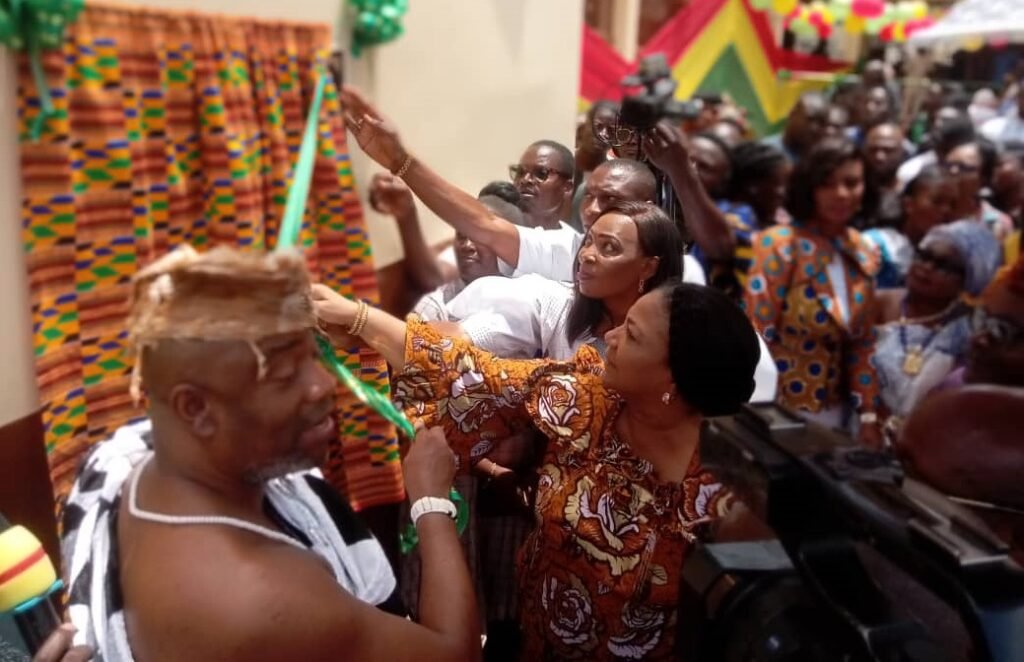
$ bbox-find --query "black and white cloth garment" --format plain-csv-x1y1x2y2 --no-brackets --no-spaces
61,420,402,661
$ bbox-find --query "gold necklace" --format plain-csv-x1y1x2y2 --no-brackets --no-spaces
897,299,959,376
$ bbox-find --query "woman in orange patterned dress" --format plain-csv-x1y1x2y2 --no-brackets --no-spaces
313,281,761,660
744,138,883,446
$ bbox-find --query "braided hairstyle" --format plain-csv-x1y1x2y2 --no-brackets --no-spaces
663,283,760,416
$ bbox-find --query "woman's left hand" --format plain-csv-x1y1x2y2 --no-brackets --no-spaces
311,283,359,327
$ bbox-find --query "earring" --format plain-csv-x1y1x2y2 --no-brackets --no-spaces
638,279,645,293
661,392,672,405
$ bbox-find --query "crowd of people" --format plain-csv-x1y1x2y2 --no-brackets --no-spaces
43,60,1024,662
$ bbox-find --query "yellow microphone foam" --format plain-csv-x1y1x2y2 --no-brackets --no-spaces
0,525,57,612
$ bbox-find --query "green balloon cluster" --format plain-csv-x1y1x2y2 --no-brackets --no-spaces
349,0,408,58
0,0,84,141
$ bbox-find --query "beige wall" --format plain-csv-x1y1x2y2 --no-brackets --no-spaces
0,55,38,426
0,1,583,425
347,0,584,265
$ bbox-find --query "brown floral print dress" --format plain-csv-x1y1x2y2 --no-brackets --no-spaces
394,321,733,660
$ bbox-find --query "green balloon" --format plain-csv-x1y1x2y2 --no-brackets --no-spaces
865,16,887,34
751,0,773,9
829,0,851,21
792,17,818,38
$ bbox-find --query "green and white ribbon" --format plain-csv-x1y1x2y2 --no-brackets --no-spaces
277,73,468,550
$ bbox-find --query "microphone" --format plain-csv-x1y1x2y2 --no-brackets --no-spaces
0,513,63,654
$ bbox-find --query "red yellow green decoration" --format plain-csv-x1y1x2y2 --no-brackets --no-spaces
580,0,850,137
750,0,937,43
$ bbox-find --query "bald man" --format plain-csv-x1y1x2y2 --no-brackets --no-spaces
61,248,480,662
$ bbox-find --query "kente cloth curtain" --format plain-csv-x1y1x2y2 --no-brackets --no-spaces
18,3,402,511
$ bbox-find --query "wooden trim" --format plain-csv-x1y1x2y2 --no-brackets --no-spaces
0,409,61,569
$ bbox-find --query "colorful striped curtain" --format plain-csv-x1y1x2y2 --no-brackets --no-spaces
18,3,403,512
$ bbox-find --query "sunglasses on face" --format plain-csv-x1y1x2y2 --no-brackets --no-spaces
508,164,568,183
971,307,1023,346
914,245,966,276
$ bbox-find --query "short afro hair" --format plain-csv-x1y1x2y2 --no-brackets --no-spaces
528,140,576,180
663,283,760,416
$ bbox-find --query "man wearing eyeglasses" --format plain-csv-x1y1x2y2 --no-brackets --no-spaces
508,141,575,232
340,86,733,288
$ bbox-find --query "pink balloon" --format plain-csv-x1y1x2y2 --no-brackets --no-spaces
851,0,885,18
904,16,934,36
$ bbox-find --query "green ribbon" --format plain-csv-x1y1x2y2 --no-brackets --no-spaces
277,72,467,551
347,0,407,58
276,74,327,252
0,0,84,141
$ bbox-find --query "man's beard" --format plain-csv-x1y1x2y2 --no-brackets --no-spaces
242,453,317,484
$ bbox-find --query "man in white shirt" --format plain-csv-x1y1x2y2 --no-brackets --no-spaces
510,140,575,231
340,86,722,287
413,194,528,322
982,81,1024,145
507,159,707,284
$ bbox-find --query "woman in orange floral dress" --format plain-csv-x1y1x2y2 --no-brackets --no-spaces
313,281,761,660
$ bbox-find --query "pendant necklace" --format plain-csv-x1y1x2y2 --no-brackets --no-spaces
898,299,957,376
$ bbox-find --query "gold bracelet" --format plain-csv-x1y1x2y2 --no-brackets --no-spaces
347,300,369,336
392,154,413,178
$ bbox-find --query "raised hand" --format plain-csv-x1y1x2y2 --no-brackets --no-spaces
340,85,408,172
642,119,692,174
369,172,416,219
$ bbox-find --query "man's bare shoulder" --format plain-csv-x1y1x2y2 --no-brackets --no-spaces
120,521,381,662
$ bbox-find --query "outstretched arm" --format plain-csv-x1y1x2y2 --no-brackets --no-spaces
341,86,521,267
370,172,455,292
644,121,735,262
313,284,546,468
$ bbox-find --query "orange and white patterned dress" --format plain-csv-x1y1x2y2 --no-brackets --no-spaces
394,320,733,660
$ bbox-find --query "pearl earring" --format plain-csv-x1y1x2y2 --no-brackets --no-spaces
661,392,671,405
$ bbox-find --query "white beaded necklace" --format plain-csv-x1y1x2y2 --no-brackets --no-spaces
127,455,308,551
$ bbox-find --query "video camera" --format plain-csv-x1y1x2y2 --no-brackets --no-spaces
591,53,700,224
679,403,1024,661
620,54,697,131
592,54,699,154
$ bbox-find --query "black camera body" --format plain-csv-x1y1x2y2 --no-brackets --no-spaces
619,53,697,131
680,403,1024,661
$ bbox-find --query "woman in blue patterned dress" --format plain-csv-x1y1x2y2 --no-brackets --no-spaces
871,220,1002,442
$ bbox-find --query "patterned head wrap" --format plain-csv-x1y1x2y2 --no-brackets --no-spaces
921,220,1003,296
